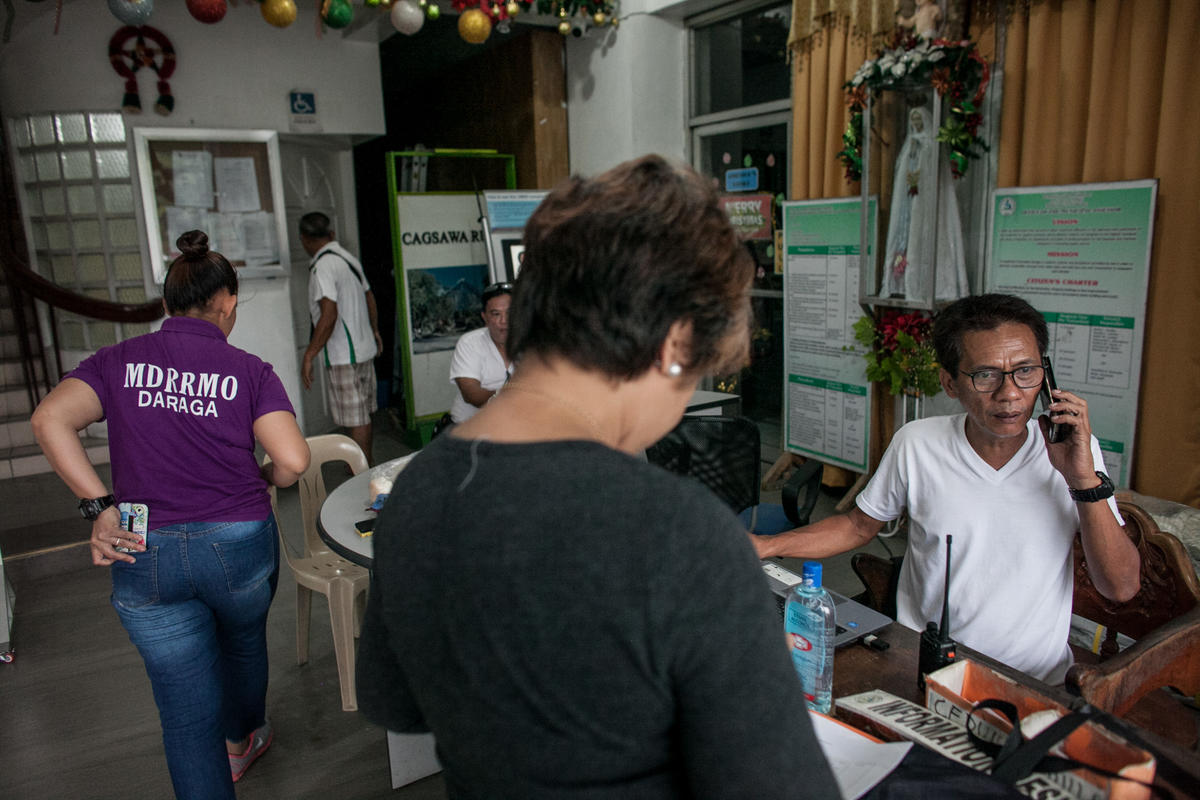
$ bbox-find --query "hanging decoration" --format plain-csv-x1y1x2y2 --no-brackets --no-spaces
107,0,154,26
321,0,354,29
837,31,989,183
186,0,228,24
457,6,490,43
261,0,298,27
448,0,617,42
390,0,424,35
108,25,176,115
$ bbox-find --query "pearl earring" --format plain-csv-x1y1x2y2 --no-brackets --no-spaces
667,363,683,377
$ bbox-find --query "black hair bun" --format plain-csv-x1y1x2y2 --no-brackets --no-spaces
176,230,210,258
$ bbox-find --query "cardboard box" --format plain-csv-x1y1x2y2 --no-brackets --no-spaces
924,660,1155,800
836,690,1077,799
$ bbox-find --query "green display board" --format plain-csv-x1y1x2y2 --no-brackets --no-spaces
386,151,515,445
984,180,1157,487
781,197,878,472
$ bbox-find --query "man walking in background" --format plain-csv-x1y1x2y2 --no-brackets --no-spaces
299,212,382,464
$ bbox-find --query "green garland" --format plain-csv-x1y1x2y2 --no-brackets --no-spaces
838,32,990,183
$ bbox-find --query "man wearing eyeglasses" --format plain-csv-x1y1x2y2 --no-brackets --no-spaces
752,293,1139,683
448,282,514,423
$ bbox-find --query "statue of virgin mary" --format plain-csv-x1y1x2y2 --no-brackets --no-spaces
879,106,969,303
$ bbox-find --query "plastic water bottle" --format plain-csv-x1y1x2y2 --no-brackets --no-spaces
784,561,836,713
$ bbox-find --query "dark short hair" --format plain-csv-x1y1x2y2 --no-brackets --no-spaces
164,230,237,314
508,155,752,378
298,211,332,239
481,282,512,310
932,293,1049,374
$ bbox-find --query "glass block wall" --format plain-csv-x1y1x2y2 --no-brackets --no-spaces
8,112,151,351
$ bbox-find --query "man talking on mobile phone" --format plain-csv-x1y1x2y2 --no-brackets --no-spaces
752,293,1140,683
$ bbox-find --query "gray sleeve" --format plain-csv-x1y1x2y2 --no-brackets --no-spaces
659,506,840,798
355,570,429,733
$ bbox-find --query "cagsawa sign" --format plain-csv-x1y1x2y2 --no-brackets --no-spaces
400,229,484,246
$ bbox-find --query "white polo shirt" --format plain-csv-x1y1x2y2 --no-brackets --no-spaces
308,241,377,366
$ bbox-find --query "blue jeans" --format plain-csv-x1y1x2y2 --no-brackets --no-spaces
111,515,279,800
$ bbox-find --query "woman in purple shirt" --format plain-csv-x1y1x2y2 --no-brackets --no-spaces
32,230,310,800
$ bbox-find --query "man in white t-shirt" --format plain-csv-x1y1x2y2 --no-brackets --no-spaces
752,294,1140,683
299,212,382,463
449,282,513,423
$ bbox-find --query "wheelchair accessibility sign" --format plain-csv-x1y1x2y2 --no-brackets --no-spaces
289,90,321,132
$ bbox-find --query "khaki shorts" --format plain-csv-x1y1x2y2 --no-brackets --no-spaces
324,361,377,427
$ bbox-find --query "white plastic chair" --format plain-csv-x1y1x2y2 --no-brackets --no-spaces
264,434,370,711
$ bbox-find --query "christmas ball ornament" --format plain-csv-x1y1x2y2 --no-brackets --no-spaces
458,8,491,43
186,0,227,24
506,0,519,16
390,0,423,35
425,3,440,20
558,19,570,35
322,0,354,28
108,0,154,25
593,11,605,25
261,0,298,27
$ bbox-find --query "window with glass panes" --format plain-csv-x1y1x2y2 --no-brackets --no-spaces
689,1,791,432
8,111,150,351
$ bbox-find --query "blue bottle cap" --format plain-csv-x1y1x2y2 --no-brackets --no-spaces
802,560,822,588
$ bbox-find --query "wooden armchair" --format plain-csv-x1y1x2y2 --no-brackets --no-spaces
1070,500,1200,660
1064,606,1200,717
1065,501,1200,725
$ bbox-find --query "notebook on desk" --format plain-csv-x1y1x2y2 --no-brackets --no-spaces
762,561,894,648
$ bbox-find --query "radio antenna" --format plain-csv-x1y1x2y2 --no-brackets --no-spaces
939,535,953,638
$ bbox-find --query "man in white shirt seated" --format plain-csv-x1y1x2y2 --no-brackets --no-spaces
751,293,1140,683
449,282,513,423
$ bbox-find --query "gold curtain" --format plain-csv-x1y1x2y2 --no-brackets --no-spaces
789,0,1200,506
998,0,1200,506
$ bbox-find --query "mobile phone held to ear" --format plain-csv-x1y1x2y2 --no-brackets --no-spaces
1039,356,1066,444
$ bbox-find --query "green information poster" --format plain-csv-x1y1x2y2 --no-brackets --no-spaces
781,197,878,472
985,180,1157,486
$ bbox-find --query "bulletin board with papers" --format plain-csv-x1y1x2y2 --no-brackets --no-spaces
134,128,288,282
984,180,1157,487
781,197,878,473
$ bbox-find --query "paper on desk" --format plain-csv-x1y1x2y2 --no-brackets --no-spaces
808,709,911,800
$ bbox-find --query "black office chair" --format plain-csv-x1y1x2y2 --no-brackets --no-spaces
645,415,823,535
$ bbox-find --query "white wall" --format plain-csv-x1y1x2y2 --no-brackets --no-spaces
565,3,688,176
1,2,385,428
0,3,384,134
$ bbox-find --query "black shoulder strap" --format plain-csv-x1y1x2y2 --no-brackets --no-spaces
966,700,1164,797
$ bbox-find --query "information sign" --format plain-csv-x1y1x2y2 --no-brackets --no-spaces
781,197,878,472
984,180,1157,486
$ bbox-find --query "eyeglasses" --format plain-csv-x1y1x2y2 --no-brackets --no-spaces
959,365,1045,393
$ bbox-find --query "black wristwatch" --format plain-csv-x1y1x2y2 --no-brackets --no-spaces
1068,472,1115,503
78,494,116,520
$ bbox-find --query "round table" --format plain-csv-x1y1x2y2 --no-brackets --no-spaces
316,453,417,567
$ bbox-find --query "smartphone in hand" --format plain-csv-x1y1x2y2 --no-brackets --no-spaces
1039,356,1066,444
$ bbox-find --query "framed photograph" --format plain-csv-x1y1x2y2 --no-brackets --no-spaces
501,238,525,282
133,128,289,282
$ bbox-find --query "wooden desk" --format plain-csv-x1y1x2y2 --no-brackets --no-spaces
835,623,1200,799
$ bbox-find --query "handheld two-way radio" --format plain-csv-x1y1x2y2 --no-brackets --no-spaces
918,534,958,691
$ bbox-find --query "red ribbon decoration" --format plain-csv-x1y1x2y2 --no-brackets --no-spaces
108,25,176,115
